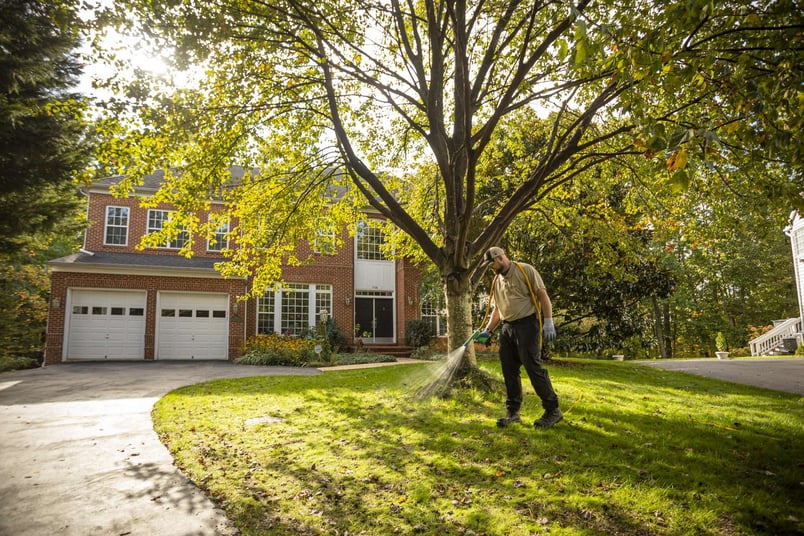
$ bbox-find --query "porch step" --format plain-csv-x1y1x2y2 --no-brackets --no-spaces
359,344,416,358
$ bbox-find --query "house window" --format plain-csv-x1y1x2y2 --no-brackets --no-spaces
256,283,333,335
257,290,275,334
147,209,188,249
207,218,229,252
313,227,336,255
356,220,387,260
104,206,129,246
421,296,447,337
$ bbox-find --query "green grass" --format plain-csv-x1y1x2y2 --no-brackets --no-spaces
152,358,804,535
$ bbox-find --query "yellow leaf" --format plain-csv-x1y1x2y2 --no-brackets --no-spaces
666,149,688,171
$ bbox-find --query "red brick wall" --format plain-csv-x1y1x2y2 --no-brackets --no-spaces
85,193,230,259
397,259,425,345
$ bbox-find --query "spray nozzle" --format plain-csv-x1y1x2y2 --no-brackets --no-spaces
464,329,491,347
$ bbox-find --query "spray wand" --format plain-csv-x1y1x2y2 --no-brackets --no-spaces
464,329,491,348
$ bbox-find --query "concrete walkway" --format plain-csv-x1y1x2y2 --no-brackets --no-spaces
0,362,320,536
638,357,804,395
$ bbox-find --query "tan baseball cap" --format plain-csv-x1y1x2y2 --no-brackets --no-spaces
485,247,505,262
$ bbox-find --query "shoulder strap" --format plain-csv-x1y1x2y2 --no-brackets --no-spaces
515,262,544,347
514,262,541,316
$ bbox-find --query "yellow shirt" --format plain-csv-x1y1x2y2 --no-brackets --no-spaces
491,262,545,322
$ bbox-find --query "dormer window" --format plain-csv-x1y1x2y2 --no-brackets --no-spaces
104,206,129,246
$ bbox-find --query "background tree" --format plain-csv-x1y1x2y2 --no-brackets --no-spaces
0,0,92,367
655,165,798,357
482,119,797,359
0,0,92,253
93,0,801,383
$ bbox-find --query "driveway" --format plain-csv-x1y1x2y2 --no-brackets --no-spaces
638,357,804,395
0,361,321,536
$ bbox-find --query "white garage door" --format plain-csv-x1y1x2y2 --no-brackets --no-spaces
66,290,147,360
157,292,229,360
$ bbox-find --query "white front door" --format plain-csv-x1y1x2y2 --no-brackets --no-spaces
66,290,146,360
157,292,229,359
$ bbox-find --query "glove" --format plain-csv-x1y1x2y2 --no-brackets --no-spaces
543,318,556,342
475,330,493,346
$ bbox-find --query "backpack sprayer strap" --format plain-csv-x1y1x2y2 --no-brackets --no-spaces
479,274,497,329
514,262,544,347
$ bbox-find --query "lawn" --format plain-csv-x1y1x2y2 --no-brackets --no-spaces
152,357,804,535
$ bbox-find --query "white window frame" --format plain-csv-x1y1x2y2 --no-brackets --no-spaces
421,295,447,337
356,219,388,260
256,283,333,335
147,209,188,249
207,217,229,252
103,206,129,246
313,227,336,255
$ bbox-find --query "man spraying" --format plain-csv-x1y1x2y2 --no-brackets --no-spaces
477,247,563,429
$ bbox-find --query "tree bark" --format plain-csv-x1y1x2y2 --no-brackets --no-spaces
444,269,477,375
652,296,667,358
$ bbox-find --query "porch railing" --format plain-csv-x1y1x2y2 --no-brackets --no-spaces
749,317,802,356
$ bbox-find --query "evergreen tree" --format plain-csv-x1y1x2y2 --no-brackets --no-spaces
0,0,92,253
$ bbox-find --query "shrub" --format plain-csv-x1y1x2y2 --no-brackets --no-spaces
237,334,322,367
321,319,349,353
715,332,728,352
0,355,39,373
406,319,434,348
410,345,442,360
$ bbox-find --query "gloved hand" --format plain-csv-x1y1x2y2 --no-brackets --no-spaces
543,318,556,342
475,330,493,346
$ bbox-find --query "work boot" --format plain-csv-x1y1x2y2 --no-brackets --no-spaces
496,412,522,427
533,408,563,428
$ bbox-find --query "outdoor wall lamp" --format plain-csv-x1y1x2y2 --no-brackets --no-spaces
407,296,414,305
232,302,239,314
52,297,61,309
344,297,351,305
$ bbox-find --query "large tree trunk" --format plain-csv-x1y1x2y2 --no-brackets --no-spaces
444,270,477,376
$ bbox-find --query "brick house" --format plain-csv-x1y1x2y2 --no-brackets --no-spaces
44,170,424,365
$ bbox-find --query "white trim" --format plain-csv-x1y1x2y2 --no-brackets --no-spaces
103,205,130,247
146,208,189,250
206,215,230,252
48,263,242,279
85,185,228,206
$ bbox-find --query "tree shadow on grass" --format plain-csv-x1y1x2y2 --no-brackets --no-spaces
157,361,804,535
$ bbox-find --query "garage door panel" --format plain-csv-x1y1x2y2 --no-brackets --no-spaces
157,293,229,360
66,290,146,360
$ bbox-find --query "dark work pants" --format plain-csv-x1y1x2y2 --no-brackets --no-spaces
498,314,559,414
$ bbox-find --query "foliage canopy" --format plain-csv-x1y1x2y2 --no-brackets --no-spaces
93,0,802,365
